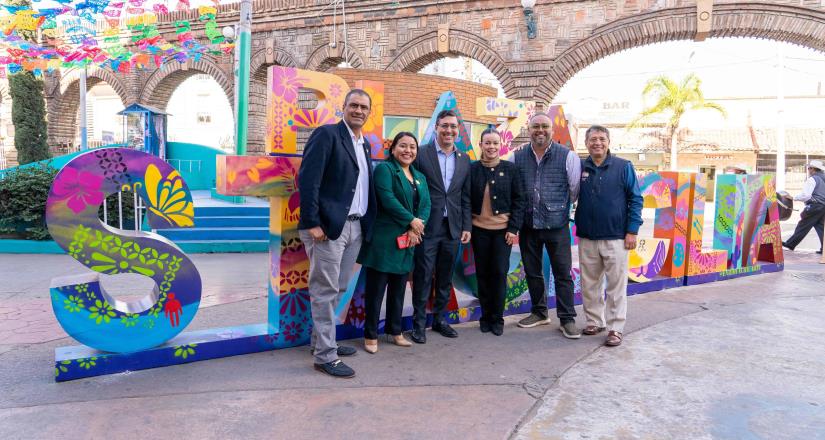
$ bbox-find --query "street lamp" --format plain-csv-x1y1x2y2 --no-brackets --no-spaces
521,0,537,39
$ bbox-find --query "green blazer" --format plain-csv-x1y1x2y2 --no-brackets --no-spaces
358,158,431,274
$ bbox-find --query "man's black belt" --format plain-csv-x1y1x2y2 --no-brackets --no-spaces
347,214,361,221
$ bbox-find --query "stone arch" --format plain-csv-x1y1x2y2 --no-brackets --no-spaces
48,67,131,151
304,43,365,72
139,55,233,111
248,47,299,154
385,29,516,98
58,67,129,104
535,3,825,104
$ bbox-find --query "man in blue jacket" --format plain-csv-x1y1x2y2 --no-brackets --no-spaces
298,89,377,378
575,125,643,347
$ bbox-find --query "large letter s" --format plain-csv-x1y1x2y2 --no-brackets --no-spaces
47,148,202,353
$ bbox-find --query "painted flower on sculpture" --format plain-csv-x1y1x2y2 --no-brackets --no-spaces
52,167,105,214
64,295,85,312
174,344,197,359
144,164,195,227
282,321,302,343
55,360,71,377
329,83,342,98
292,107,336,129
499,130,514,155
88,299,116,324
280,287,310,316
89,252,156,277
272,66,303,103
120,313,139,327
78,357,97,370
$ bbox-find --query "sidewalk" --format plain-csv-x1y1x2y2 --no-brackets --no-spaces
0,251,823,439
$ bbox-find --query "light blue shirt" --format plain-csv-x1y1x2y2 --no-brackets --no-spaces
435,142,456,217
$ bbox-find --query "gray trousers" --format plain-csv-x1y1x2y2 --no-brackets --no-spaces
299,220,362,364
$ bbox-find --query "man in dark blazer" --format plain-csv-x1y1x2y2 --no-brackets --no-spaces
298,89,376,378
410,109,472,343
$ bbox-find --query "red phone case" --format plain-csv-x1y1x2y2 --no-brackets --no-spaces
396,234,410,249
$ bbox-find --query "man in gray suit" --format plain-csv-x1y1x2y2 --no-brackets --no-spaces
410,109,472,344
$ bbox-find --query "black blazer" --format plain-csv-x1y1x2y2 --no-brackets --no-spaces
298,121,376,241
413,142,472,239
470,160,526,234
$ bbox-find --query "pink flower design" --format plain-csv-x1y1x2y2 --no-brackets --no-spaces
282,321,303,343
272,67,303,103
329,83,342,98
52,167,105,214
499,130,514,155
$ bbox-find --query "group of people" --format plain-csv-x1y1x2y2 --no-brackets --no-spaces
297,89,643,378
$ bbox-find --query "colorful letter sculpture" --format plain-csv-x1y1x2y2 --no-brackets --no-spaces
628,238,671,283
46,67,784,382
633,171,783,289
475,97,535,157
47,148,202,357
686,173,728,276
421,91,477,160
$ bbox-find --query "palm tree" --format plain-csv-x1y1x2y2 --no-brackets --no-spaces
628,73,726,170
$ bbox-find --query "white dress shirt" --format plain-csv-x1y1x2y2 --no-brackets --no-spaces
344,121,370,216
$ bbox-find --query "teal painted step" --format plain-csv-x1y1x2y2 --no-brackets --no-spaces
194,207,268,217
194,216,269,228
159,227,269,241
0,239,64,254
151,203,271,253
174,240,269,253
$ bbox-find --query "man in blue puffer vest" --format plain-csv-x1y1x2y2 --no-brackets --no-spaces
575,125,643,347
513,113,582,339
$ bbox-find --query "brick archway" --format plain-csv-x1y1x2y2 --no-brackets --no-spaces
535,3,825,104
139,56,233,111
48,67,130,149
304,44,365,72
385,29,516,99
248,47,299,154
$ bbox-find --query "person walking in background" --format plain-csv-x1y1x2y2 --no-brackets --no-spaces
470,128,525,336
575,125,643,347
783,160,825,255
357,132,430,354
410,110,472,344
298,89,376,378
512,113,582,339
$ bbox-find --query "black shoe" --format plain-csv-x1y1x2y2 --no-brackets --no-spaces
817,250,823,255
314,359,355,378
782,241,794,251
479,320,492,333
432,321,458,338
337,345,357,357
409,329,427,344
491,323,503,336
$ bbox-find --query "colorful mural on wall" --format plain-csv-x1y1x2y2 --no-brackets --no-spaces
47,67,784,381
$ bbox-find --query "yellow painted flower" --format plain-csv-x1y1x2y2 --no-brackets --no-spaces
144,164,195,227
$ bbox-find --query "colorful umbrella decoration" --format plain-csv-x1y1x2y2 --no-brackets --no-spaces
0,0,234,76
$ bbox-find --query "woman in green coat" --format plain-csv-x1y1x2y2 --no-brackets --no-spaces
358,131,431,354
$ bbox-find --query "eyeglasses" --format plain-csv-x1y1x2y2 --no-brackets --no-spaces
530,124,551,130
438,124,459,130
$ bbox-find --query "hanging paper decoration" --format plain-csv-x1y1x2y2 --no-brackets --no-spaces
0,0,234,74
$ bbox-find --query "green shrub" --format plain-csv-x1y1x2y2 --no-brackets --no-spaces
0,163,57,240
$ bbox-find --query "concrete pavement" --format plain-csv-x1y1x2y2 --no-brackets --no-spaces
0,248,823,439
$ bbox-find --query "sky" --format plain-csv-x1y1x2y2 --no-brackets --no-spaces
552,38,825,129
